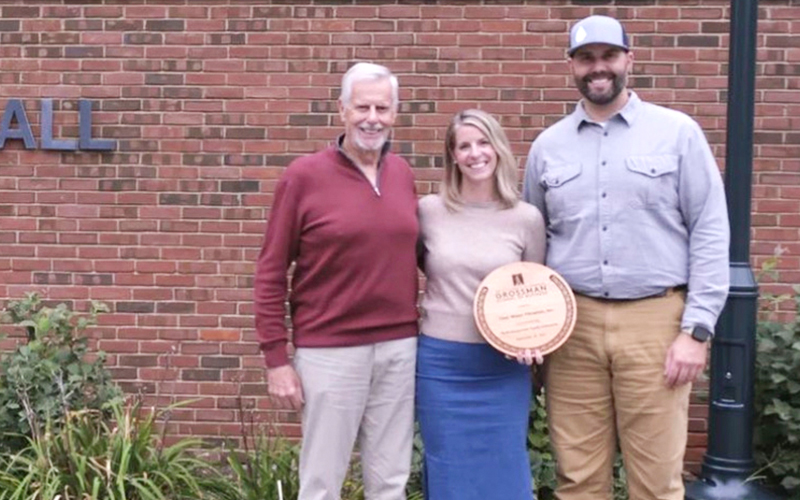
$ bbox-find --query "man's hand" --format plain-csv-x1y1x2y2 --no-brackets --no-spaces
267,365,304,411
664,333,708,388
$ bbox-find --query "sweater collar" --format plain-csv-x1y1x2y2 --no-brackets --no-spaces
335,134,392,164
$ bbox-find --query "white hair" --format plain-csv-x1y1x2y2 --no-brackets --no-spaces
340,62,399,110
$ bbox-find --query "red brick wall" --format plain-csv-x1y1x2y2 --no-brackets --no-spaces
0,0,798,471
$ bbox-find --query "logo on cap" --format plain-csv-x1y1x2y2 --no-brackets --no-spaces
575,26,587,44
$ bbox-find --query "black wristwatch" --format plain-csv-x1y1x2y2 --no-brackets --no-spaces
690,325,713,343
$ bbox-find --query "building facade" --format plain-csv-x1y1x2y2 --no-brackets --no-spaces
1,0,799,471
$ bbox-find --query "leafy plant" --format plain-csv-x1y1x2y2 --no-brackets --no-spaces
529,392,557,497
0,398,220,500
612,455,628,500
340,460,366,500
0,293,122,453
203,389,301,500
218,432,301,500
754,284,800,496
405,427,425,500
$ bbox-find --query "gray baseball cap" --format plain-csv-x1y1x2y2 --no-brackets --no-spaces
568,15,630,56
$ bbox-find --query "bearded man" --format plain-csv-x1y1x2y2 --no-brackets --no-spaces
522,15,730,500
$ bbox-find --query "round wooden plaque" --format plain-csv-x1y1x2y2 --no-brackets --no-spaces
473,261,577,356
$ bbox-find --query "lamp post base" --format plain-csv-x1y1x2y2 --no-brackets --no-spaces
685,475,782,500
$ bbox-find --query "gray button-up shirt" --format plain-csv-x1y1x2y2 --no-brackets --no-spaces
522,91,730,333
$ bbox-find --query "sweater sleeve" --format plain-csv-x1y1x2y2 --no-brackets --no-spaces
521,204,547,265
253,173,303,368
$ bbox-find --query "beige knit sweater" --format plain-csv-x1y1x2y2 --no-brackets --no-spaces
418,194,546,344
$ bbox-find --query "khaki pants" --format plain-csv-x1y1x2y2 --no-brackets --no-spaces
546,290,691,500
294,336,417,500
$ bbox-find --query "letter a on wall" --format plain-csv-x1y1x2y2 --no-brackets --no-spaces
0,99,36,149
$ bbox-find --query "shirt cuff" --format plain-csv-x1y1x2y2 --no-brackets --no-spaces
680,317,716,337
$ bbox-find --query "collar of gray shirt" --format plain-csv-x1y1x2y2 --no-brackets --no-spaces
571,90,643,131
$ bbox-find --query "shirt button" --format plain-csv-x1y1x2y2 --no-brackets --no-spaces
601,192,607,198
651,168,657,174
603,291,610,297
601,161,607,166
603,132,609,137
603,260,608,265
602,226,607,231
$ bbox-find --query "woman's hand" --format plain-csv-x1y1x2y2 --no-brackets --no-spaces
507,348,544,366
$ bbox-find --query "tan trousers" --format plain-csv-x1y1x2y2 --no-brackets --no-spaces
294,336,417,500
546,290,691,500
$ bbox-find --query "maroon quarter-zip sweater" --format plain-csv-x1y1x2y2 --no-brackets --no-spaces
253,144,419,368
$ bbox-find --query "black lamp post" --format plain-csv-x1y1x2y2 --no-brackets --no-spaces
685,1,780,498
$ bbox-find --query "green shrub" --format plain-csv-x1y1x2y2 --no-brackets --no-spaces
754,284,800,496
529,392,557,496
216,432,301,500
0,293,122,452
0,398,221,500
405,428,425,500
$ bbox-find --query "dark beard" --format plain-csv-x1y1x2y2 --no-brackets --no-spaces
576,71,627,106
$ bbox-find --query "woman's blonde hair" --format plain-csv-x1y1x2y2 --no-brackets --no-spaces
441,109,519,211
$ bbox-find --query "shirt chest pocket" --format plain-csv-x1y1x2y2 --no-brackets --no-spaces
541,163,583,218
624,155,680,210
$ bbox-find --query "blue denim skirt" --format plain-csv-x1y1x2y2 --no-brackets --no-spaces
416,334,534,500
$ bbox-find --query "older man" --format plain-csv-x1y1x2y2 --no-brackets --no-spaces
523,15,730,500
254,62,419,500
